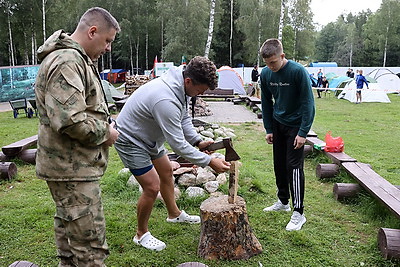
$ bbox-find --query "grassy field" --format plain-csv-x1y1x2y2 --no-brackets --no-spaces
1,94,400,266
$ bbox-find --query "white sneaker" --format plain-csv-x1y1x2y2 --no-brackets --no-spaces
263,200,291,212
286,211,306,231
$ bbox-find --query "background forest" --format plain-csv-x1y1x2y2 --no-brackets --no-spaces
0,0,399,74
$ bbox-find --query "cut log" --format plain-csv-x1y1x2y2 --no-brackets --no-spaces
333,183,361,200
316,163,340,179
228,161,238,204
304,145,313,156
0,162,17,180
198,195,262,260
18,149,37,164
378,228,400,259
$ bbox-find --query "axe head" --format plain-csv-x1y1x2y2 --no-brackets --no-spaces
204,138,240,161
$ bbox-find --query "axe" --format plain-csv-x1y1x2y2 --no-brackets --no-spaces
202,138,240,204
202,138,240,161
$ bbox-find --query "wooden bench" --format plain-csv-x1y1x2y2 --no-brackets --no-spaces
245,96,261,107
306,136,356,165
199,89,235,101
307,133,400,259
2,135,38,157
342,162,400,219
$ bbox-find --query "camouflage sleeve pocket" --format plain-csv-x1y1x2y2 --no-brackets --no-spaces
51,65,85,105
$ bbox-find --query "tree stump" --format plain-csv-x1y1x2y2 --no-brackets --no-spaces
316,163,340,179
198,195,262,260
0,151,9,162
0,162,17,180
18,149,37,164
378,228,400,259
333,183,361,200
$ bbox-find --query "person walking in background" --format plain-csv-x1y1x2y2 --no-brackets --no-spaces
251,65,261,98
259,38,315,231
114,56,231,251
34,7,120,266
355,69,369,104
317,76,329,98
317,68,323,87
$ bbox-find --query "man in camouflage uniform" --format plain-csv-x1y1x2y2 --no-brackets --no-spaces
35,7,120,267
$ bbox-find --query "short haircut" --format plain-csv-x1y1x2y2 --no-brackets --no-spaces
183,56,218,90
78,7,120,33
260,38,283,59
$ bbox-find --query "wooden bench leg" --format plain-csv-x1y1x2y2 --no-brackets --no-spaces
316,163,340,179
333,183,361,200
378,228,400,259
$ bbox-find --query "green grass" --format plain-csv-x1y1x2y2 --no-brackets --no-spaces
1,95,400,266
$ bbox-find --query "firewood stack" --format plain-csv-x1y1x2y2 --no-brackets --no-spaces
124,75,150,95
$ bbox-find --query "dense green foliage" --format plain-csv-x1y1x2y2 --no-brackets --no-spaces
0,0,399,71
2,94,400,266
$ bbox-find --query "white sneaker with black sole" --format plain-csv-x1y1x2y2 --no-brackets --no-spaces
263,200,291,212
286,211,306,231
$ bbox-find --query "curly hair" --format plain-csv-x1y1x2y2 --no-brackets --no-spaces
183,56,218,90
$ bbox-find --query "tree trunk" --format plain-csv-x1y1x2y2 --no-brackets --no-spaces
0,162,17,181
7,10,15,66
198,195,262,260
278,0,285,41
229,0,233,67
42,0,46,42
204,0,216,58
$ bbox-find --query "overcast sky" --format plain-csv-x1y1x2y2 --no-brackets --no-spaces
310,0,382,27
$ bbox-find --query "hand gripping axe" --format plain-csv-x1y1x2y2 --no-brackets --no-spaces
202,138,240,162
203,137,240,204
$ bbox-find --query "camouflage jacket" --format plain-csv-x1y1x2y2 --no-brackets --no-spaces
35,30,111,181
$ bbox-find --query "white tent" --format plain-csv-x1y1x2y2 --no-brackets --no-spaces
367,68,400,94
337,80,391,103
217,66,246,95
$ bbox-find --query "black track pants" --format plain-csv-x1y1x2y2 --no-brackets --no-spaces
272,119,305,214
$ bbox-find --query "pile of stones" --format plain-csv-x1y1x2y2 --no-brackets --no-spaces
118,122,237,200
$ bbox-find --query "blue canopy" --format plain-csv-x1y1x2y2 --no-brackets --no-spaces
309,62,338,67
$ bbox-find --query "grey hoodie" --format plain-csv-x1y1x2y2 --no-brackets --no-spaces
116,66,211,167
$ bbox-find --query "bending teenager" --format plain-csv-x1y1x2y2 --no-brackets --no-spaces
115,56,230,251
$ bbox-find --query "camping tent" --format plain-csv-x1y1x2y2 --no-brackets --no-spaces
217,66,246,95
367,68,400,93
101,80,125,103
337,80,390,103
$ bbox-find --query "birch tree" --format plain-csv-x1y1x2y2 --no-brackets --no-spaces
204,0,216,58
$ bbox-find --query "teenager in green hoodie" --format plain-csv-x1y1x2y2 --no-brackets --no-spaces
259,38,315,231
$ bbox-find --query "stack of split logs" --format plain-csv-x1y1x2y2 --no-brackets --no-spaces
0,135,37,181
305,131,400,260
124,75,150,95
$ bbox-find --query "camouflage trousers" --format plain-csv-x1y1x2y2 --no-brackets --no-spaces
47,181,109,267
